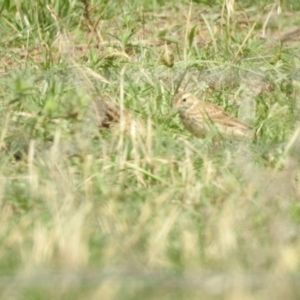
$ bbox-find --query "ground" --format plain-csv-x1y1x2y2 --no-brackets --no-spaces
1,0,300,299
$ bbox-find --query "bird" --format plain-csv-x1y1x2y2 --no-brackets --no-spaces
95,98,122,129
173,92,253,139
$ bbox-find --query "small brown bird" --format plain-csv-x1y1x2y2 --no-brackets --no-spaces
173,92,253,139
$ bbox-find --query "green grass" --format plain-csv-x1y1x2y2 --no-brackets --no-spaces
1,0,300,299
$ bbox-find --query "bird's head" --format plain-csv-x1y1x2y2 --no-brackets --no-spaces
172,92,197,112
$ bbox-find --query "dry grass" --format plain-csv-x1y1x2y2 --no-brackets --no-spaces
1,0,300,299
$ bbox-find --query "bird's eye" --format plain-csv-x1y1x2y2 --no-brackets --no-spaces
182,98,186,102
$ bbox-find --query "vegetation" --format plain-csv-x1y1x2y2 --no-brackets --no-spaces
1,0,300,299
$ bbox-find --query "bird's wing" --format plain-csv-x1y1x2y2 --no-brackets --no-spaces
201,102,252,130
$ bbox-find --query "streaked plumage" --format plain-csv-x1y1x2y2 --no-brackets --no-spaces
173,92,253,139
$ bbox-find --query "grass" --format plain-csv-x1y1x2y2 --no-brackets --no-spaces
1,0,300,299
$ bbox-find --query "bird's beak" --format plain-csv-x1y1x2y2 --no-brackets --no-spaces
172,101,178,110
172,94,180,109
